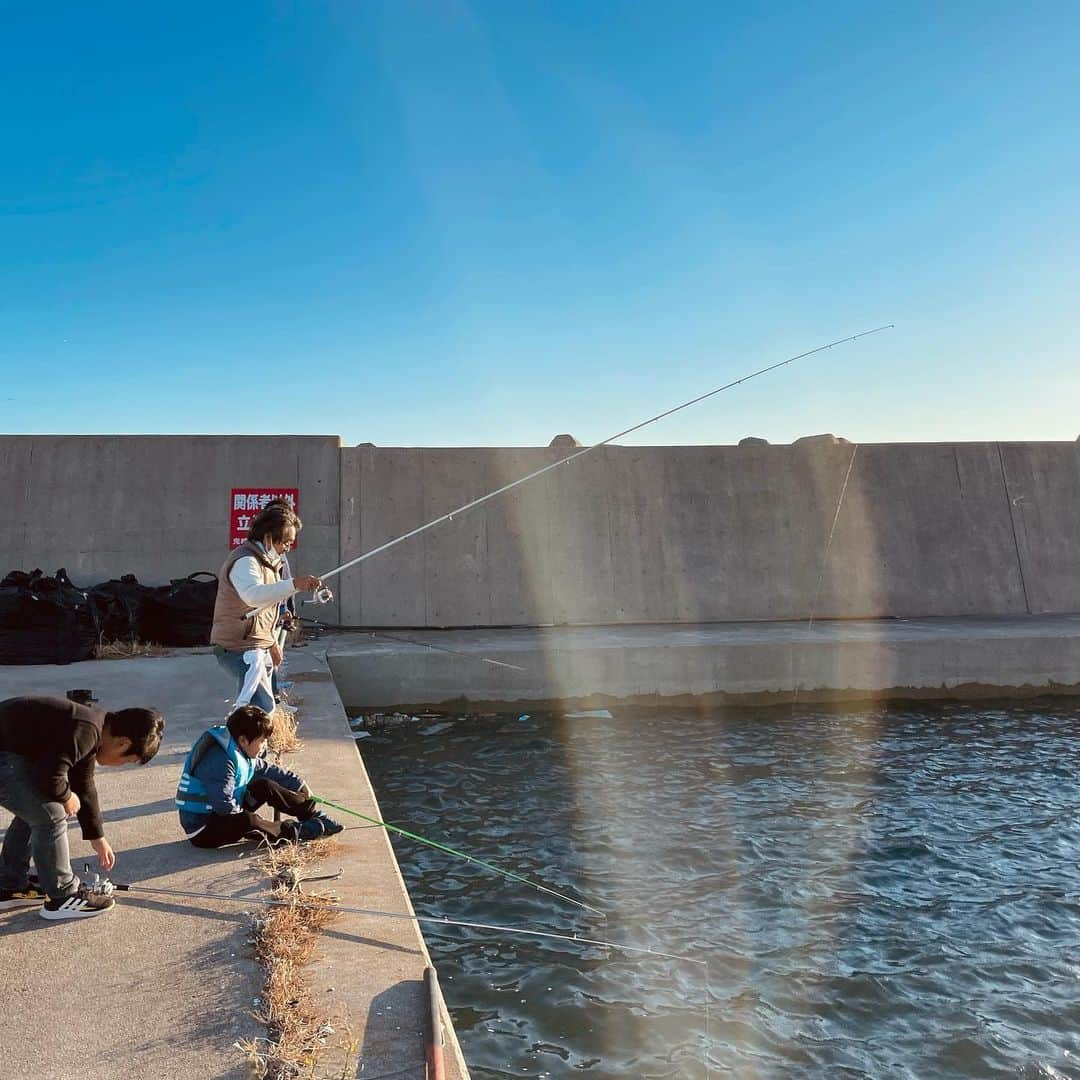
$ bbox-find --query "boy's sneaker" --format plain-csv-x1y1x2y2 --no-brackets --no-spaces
0,885,46,909
313,811,344,836
40,885,115,920
296,817,327,841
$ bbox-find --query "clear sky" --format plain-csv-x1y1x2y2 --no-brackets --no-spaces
1,2,1077,446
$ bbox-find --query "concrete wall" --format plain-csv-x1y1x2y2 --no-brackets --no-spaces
1,435,342,623
3,435,1079,628
338,441,1078,627
998,442,1080,614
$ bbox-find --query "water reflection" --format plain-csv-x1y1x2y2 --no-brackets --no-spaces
362,703,1080,1079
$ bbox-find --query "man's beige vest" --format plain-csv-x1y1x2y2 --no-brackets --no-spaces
210,542,282,651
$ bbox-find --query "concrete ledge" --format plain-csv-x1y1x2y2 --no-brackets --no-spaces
324,616,1080,711
0,648,469,1079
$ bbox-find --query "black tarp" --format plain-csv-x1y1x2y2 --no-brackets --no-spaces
0,569,101,665
0,568,219,664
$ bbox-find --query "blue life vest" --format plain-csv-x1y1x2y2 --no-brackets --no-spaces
175,725,256,816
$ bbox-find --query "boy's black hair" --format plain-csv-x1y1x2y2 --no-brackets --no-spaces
104,707,165,764
226,705,275,743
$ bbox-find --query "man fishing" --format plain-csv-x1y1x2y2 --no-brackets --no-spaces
176,704,342,847
210,502,321,714
0,695,164,919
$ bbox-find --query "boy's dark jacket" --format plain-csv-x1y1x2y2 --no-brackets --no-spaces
177,727,304,835
0,695,107,840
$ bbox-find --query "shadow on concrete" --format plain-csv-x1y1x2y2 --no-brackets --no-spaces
88,933,254,1080
101,797,178,823
0,908,51,937
355,979,429,1079
118,894,251,925
322,924,424,958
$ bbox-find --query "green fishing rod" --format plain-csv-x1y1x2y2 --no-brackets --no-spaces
313,794,604,918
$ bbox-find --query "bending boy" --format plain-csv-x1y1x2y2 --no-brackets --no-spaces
176,705,341,848
0,695,164,920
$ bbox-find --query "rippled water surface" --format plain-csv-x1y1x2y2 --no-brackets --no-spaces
360,703,1080,1078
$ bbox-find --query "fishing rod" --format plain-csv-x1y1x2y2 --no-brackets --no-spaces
317,325,894,584
95,877,701,965
312,794,603,917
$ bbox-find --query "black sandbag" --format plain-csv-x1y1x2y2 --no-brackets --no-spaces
1,569,37,589
88,573,159,643
0,568,100,665
140,571,217,647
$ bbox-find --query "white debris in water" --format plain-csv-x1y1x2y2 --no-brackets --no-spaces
420,722,454,736
565,709,613,719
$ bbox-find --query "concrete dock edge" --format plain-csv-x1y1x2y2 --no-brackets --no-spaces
0,646,470,1080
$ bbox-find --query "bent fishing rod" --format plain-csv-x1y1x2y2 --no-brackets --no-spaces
244,325,892,622
317,324,893,585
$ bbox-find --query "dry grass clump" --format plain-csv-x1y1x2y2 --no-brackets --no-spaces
238,839,355,1079
268,703,303,755
94,639,171,660
256,836,340,889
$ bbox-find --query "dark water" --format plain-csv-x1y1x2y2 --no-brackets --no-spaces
360,703,1080,1079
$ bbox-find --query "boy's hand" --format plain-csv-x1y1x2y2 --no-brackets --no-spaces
63,791,81,817
270,643,283,666
91,837,116,871
293,574,322,592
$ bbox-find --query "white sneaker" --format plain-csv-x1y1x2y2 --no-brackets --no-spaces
40,885,115,920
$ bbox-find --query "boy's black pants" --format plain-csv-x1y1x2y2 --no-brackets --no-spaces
189,778,317,849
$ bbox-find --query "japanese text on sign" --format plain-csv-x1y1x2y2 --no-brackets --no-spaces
229,489,299,548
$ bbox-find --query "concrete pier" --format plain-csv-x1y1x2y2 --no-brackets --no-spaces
0,648,469,1080
325,615,1080,712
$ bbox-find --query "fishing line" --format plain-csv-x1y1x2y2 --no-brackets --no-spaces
792,442,860,706
109,878,711,1076
357,630,527,672
807,443,860,636
316,326,893,585
104,878,693,962
298,618,529,673
312,794,603,917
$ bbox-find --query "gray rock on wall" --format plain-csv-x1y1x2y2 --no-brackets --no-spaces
794,433,852,446
549,434,582,450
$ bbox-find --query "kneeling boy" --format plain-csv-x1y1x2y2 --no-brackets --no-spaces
176,705,341,848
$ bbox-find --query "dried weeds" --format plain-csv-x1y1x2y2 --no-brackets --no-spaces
268,703,303,755
237,838,356,1079
94,638,171,660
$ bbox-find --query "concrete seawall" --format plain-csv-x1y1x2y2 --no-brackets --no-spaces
325,616,1080,713
1,434,345,626
4,434,1079,629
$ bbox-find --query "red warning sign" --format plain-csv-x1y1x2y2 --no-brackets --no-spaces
229,489,299,548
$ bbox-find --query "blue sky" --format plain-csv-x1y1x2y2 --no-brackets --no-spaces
1,2,1077,446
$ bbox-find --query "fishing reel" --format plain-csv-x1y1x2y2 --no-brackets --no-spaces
82,864,116,897
306,586,334,605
